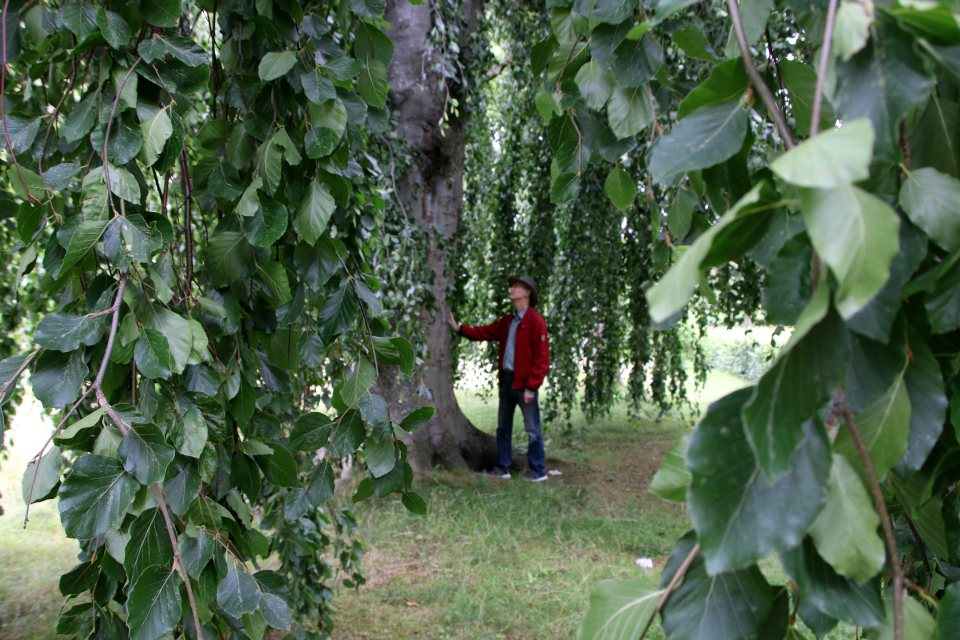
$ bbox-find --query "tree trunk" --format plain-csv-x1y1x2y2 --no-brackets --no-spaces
383,0,523,472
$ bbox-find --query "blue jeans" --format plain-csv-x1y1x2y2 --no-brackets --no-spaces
497,371,546,475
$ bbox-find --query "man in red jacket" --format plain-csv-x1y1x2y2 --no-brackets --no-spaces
448,276,550,482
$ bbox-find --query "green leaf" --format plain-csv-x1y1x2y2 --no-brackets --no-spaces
835,372,911,483
365,436,396,477
742,292,852,480
896,328,947,474
350,0,386,18
34,312,106,352
58,408,107,440
660,533,773,640
118,423,175,485
770,118,874,188
260,593,291,630
302,69,337,105
354,21,394,66
604,165,636,211
125,508,174,580
236,178,262,218
43,163,80,192
217,569,262,615
60,0,98,42
243,201,287,247
835,23,934,159
401,491,427,515
325,56,364,81
577,578,662,640
203,231,253,287
318,280,358,344
163,460,201,514
290,413,335,452
801,184,901,319
780,538,884,627
140,306,193,374
21,445,62,504
259,51,298,81
358,59,389,108
58,454,139,539
140,108,173,168
341,358,376,408
295,180,335,245
138,34,207,66
899,167,960,252
2,114,41,154
208,161,244,200
305,460,336,506
551,171,580,203
809,454,884,584
865,597,936,640
940,583,960,640
891,473,949,558
179,530,215,579
689,389,831,573
32,349,88,409
575,61,615,111
330,409,366,458
140,0,181,27
311,98,349,139
104,164,141,203
60,560,101,596
258,446,298,487
647,183,769,323
61,220,110,275
833,1,870,61
677,60,748,120
128,565,181,640
135,329,172,379
650,102,748,183
257,261,292,303
672,26,719,61
399,406,434,431
64,92,98,143
648,435,690,502
611,34,662,88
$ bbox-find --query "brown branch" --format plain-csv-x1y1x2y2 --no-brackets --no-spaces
483,55,513,81
903,512,932,591
103,58,142,218
811,0,839,137
1,0,42,205
726,0,795,149
837,390,903,640
639,542,701,640
154,486,203,637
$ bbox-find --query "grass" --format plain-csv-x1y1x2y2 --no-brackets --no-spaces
0,370,854,639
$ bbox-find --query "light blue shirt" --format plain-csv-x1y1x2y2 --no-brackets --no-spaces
502,308,526,372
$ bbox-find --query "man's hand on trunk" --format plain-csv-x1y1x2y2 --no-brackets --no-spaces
524,390,535,404
447,311,459,331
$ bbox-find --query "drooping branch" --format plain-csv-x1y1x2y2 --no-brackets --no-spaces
154,486,204,637
811,0,839,137
836,390,903,640
639,542,701,640
726,0,795,149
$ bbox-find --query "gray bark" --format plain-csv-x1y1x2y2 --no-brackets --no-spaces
383,0,523,472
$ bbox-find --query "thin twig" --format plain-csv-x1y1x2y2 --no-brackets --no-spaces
103,58,143,218
639,542,701,640
726,0,795,148
903,512,932,592
154,486,203,637
1,0,41,204
837,390,903,640
811,0,839,137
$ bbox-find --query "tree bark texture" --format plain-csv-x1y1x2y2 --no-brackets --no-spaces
383,0,524,472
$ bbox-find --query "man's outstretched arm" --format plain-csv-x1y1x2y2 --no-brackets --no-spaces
448,311,501,341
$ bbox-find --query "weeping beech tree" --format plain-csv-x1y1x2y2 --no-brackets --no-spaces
4,0,960,638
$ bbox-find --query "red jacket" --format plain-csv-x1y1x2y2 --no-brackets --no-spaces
460,307,550,391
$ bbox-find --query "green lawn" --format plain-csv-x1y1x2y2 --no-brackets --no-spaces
0,371,854,639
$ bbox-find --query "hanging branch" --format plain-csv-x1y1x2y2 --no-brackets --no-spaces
811,0,840,137
836,390,904,640
102,57,143,218
726,0,796,149
1,0,42,204
639,542,701,640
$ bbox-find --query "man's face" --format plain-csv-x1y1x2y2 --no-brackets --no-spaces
509,282,530,302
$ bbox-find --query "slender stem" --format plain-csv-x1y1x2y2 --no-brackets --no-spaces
103,58,142,218
93,275,128,390
838,392,903,640
0,346,40,400
811,0,839,137
903,512,932,591
639,542,701,640
154,486,203,637
726,0,795,149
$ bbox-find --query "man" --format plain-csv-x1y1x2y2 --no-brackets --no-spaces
448,276,550,482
